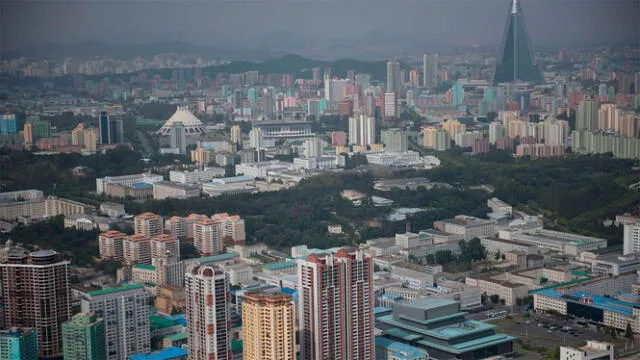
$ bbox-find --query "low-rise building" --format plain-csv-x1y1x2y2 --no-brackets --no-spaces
105,183,153,200
202,175,258,197
96,173,163,194
223,262,253,286
434,215,496,241
64,214,117,231
152,182,201,200
168,167,225,184
509,229,607,255
465,275,528,306
560,340,614,360
487,198,513,217
100,202,125,218
591,252,640,276
235,160,290,178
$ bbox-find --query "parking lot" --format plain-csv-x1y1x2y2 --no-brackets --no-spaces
486,311,636,358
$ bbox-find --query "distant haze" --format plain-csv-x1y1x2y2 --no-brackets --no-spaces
1,1,638,56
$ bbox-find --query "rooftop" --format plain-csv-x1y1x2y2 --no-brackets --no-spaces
127,347,188,360
263,261,297,270
192,251,238,264
87,284,144,297
536,289,640,316
134,264,156,271
375,337,428,360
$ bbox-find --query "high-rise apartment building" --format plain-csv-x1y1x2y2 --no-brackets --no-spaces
80,284,151,360
123,234,151,265
62,312,105,360
0,247,70,359
0,328,38,360
242,292,296,360
348,115,376,147
211,213,246,245
576,97,599,131
190,147,214,166
98,230,127,261
383,92,397,120
297,248,374,360
442,119,466,139
386,60,401,93
249,128,263,149
598,103,621,131
150,234,180,259
193,219,224,256
170,121,187,154
231,125,242,145
381,128,408,152
185,265,231,360
423,54,439,88
23,123,34,144
134,212,164,237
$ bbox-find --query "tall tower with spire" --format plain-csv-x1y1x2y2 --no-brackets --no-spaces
493,0,542,84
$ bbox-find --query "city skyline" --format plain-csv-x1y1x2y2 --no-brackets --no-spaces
1,1,638,56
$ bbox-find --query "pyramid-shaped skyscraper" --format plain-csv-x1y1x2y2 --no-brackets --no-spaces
493,0,542,84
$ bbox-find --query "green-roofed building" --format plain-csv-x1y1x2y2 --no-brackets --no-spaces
62,312,105,360
376,298,514,359
81,285,151,360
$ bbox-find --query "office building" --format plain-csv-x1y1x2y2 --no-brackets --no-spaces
193,219,224,256
81,284,151,360
62,312,105,360
434,215,496,241
423,54,438,88
152,182,201,200
0,328,38,360
297,248,374,360
23,122,34,144
349,114,376,147
169,168,225,184
99,111,124,144
493,0,542,84
169,121,187,154
134,212,163,237
242,292,296,360
185,264,231,360
303,138,322,158
560,340,614,360
387,60,401,93
377,299,515,359
96,173,164,195
0,247,70,359
0,114,21,135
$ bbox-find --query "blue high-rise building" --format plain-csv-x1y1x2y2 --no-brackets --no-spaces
0,114,22,135
493,0,542,84
452,82,464,107
0,328,38,360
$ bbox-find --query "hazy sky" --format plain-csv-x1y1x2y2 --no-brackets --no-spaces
1,0,638,51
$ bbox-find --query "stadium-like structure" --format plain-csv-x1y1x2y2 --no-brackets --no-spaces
157,106,207,135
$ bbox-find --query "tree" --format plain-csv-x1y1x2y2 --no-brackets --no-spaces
494,251,501,261
543,348,560,360
625,323,633,339
435,250,454,264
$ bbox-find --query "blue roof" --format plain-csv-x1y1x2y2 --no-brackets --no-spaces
537,289,639,316
280,287,297,295
375,307,393,315
132,182,153,188
128,347,188,360
263,261,297,270
376,337,427,360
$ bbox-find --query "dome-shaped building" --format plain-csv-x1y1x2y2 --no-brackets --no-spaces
158,106,207,136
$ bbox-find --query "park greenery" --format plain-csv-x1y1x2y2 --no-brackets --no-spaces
1,145,638,259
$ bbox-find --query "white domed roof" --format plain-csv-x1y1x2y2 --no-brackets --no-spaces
158,106,207,136
164,106,203,127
